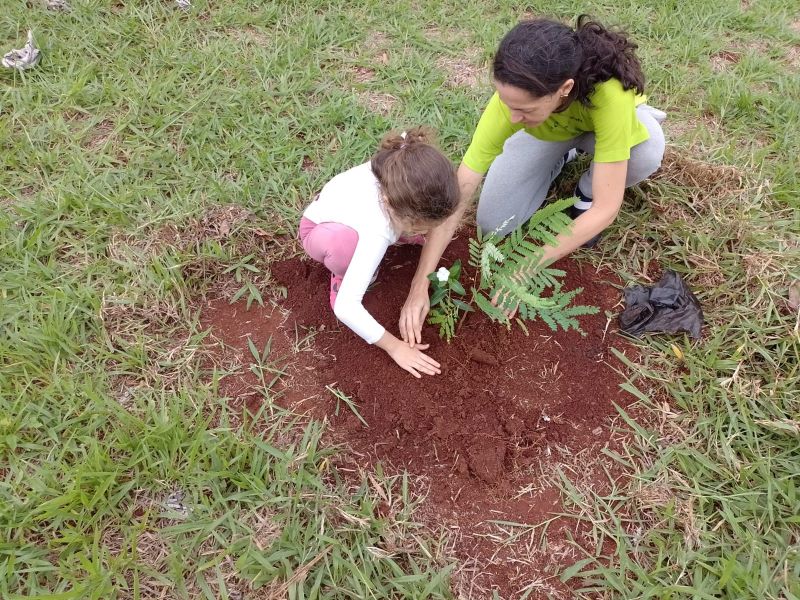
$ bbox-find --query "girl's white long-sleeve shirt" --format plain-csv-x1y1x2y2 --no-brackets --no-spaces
302,161,399,344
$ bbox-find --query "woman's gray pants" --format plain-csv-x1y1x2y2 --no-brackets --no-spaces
476,104,667,237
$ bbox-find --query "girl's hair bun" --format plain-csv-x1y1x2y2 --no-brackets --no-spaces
379,126,435,151
371,125,458,225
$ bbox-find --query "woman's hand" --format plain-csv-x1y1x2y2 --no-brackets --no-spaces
399,285,430,346
490,270,528,319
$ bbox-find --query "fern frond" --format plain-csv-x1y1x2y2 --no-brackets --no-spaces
478,241,505,289
467,197,599,337
472,290,510,325
468,237,483,269
492,275,557,310
526,200,576,246
524,197,576,233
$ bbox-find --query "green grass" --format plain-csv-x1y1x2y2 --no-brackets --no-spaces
1,0,798,598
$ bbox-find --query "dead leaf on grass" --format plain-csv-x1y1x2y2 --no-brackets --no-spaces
352,65,376,83
710,50,741,72
787,280,800,311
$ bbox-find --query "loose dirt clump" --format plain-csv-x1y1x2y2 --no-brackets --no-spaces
203,235,640,597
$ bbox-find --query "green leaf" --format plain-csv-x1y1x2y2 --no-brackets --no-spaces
430,287,447,307
452,299,474,312
560,557,595,582
450,279,466,296
450,259,462,279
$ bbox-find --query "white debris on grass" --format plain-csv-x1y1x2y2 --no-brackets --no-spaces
175,0,192,10
2,31,41,71
163,489,192,518
45,0,71,11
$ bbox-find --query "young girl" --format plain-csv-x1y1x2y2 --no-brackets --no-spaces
299,127,460,378
400,16,667,344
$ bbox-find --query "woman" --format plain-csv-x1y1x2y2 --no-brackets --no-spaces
399,16,666,345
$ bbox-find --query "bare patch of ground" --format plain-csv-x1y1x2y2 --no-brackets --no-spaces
710,50,741,72
435,51,487,89
84,119,115,151
351,65,376,83
226,25,270,47
422,26,468,45
655,147,745,193
356,90,399,115
785,44,800,70
364,30,389,52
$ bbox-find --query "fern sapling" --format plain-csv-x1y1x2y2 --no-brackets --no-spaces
469,197,599,332
426,197,598,340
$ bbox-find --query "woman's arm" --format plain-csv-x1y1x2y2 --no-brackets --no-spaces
399,163,484,345
494,160,628,314
541,160,628,263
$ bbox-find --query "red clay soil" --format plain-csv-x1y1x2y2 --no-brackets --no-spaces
201,235,638,598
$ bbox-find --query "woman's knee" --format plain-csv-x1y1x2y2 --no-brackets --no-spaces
627,109,666,185
476,193,526,237
476,201,505,235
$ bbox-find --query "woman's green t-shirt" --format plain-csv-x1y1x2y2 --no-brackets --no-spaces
462,78,650,174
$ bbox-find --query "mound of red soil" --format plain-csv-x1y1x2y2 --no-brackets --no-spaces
202,235,638,597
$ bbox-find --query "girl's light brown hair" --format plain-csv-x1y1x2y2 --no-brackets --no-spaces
370,126,460,226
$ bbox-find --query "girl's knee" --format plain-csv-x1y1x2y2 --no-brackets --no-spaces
302,222,359,276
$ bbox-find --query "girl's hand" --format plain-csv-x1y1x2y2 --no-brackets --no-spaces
377,331,441,378
388,342,441,378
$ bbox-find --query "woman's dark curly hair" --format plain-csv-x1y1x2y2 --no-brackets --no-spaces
492,15,645,108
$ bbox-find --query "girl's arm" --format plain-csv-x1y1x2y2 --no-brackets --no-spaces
333,235,441,378
399,163,484,345
375,331,440,379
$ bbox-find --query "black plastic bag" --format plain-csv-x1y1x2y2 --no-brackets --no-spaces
619,270,703,339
